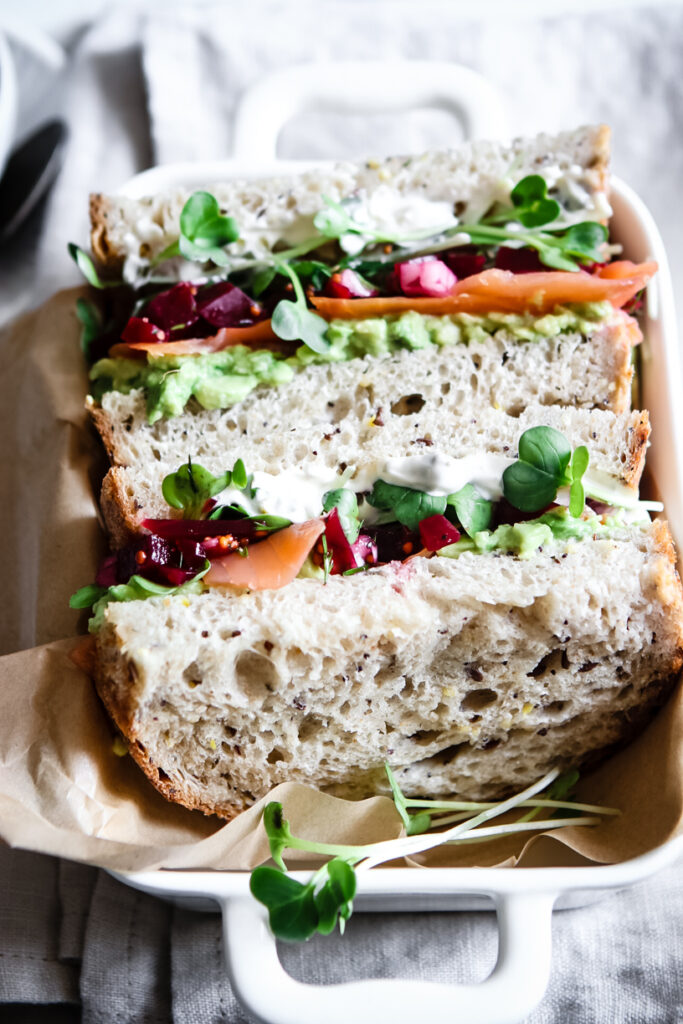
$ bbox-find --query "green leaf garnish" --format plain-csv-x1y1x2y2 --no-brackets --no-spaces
367,480,446,532
72,566,210,634
271,299,330,353
448,484,492,538
502,426,588,515
561,222,608,264
385,764,431,836
271,261,330,355
68,243,119,289
568,445,590,518
161,458,248,519
251,266,277,297
162,460,230,518
75,297,103,359
289,260,333,291
322,489,361,543
177,191,239,266
313,196,355,238
69,583,108,609
509,174,561,228
250,766,617,942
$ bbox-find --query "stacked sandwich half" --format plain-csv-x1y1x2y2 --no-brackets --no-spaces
72,124,683,818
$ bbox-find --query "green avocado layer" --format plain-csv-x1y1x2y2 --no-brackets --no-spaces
438,507,632,560
90,303,611,423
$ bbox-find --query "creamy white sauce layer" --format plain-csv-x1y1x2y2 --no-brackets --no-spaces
212,452,662,525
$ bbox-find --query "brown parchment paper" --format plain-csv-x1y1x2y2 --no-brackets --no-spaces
0,289,682,872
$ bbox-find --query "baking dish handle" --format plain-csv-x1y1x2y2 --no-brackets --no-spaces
221,890,556,1024
232,60,507,162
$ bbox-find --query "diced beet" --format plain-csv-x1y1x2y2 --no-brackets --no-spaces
142,517,257,540
396,257,456,297
121,317,168,344
494,247,547,274
154,565,197,586
323,269,378,299
196,282,255,327
418,514,460,551
443,249,486,279
116,533,176,582
95,554,118,587
369,522,421,563
145,282,199,330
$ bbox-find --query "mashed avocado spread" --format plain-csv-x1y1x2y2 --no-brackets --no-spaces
90,303,611,423
438,507,630,560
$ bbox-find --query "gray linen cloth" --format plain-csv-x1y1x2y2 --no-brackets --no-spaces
1,2,683,1021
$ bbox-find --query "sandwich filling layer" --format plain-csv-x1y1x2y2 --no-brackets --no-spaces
90,304,615,422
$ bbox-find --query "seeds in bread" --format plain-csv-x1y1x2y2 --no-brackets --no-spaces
90,125,610,275
91,307,638,463
94,519,683,819
96,402,649,547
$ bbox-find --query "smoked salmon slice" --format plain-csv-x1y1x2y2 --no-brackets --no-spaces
205,520,325,590
310,261,657,319
108,319,280,359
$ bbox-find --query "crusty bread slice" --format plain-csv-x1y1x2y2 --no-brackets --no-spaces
90,125,610,274
94,519,683,819
98,401,649,547
91,308,638,464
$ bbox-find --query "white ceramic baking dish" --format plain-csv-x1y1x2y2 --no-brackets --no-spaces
111,61,683,1024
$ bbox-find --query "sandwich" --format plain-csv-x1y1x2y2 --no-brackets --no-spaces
69,124,681,821
73,410,683,818
74,125,654,546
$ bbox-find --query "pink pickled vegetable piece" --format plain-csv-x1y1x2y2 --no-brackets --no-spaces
396,257,457,297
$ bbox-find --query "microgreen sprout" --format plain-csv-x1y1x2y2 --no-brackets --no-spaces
154,191,239,267
70,565,210,633
161,458,249,519
502,427,590,516
75,297,103,360
322,489,361,544
68,243,120,289
250,765,618,941
270,261,331,355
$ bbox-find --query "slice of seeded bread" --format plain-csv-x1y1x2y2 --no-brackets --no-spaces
94,518,683,819
91,308,638,466
90,125,610,275
98,401,649,547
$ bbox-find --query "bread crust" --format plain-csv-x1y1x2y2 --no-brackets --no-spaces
92,522,683,819
89,125,612,272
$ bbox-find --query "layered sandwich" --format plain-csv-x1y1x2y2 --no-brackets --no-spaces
73,410,683,816
75,125,653,545
70,124,682,819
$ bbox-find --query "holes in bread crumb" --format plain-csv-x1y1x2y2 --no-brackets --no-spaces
460,688,498,712
267,748,287,765
407,729,441,746
527,649,562,678
544,700,567,714
390,393,425,416
298,715,322,742
151,448,162,462
183,661,202,688
234,650,279,700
